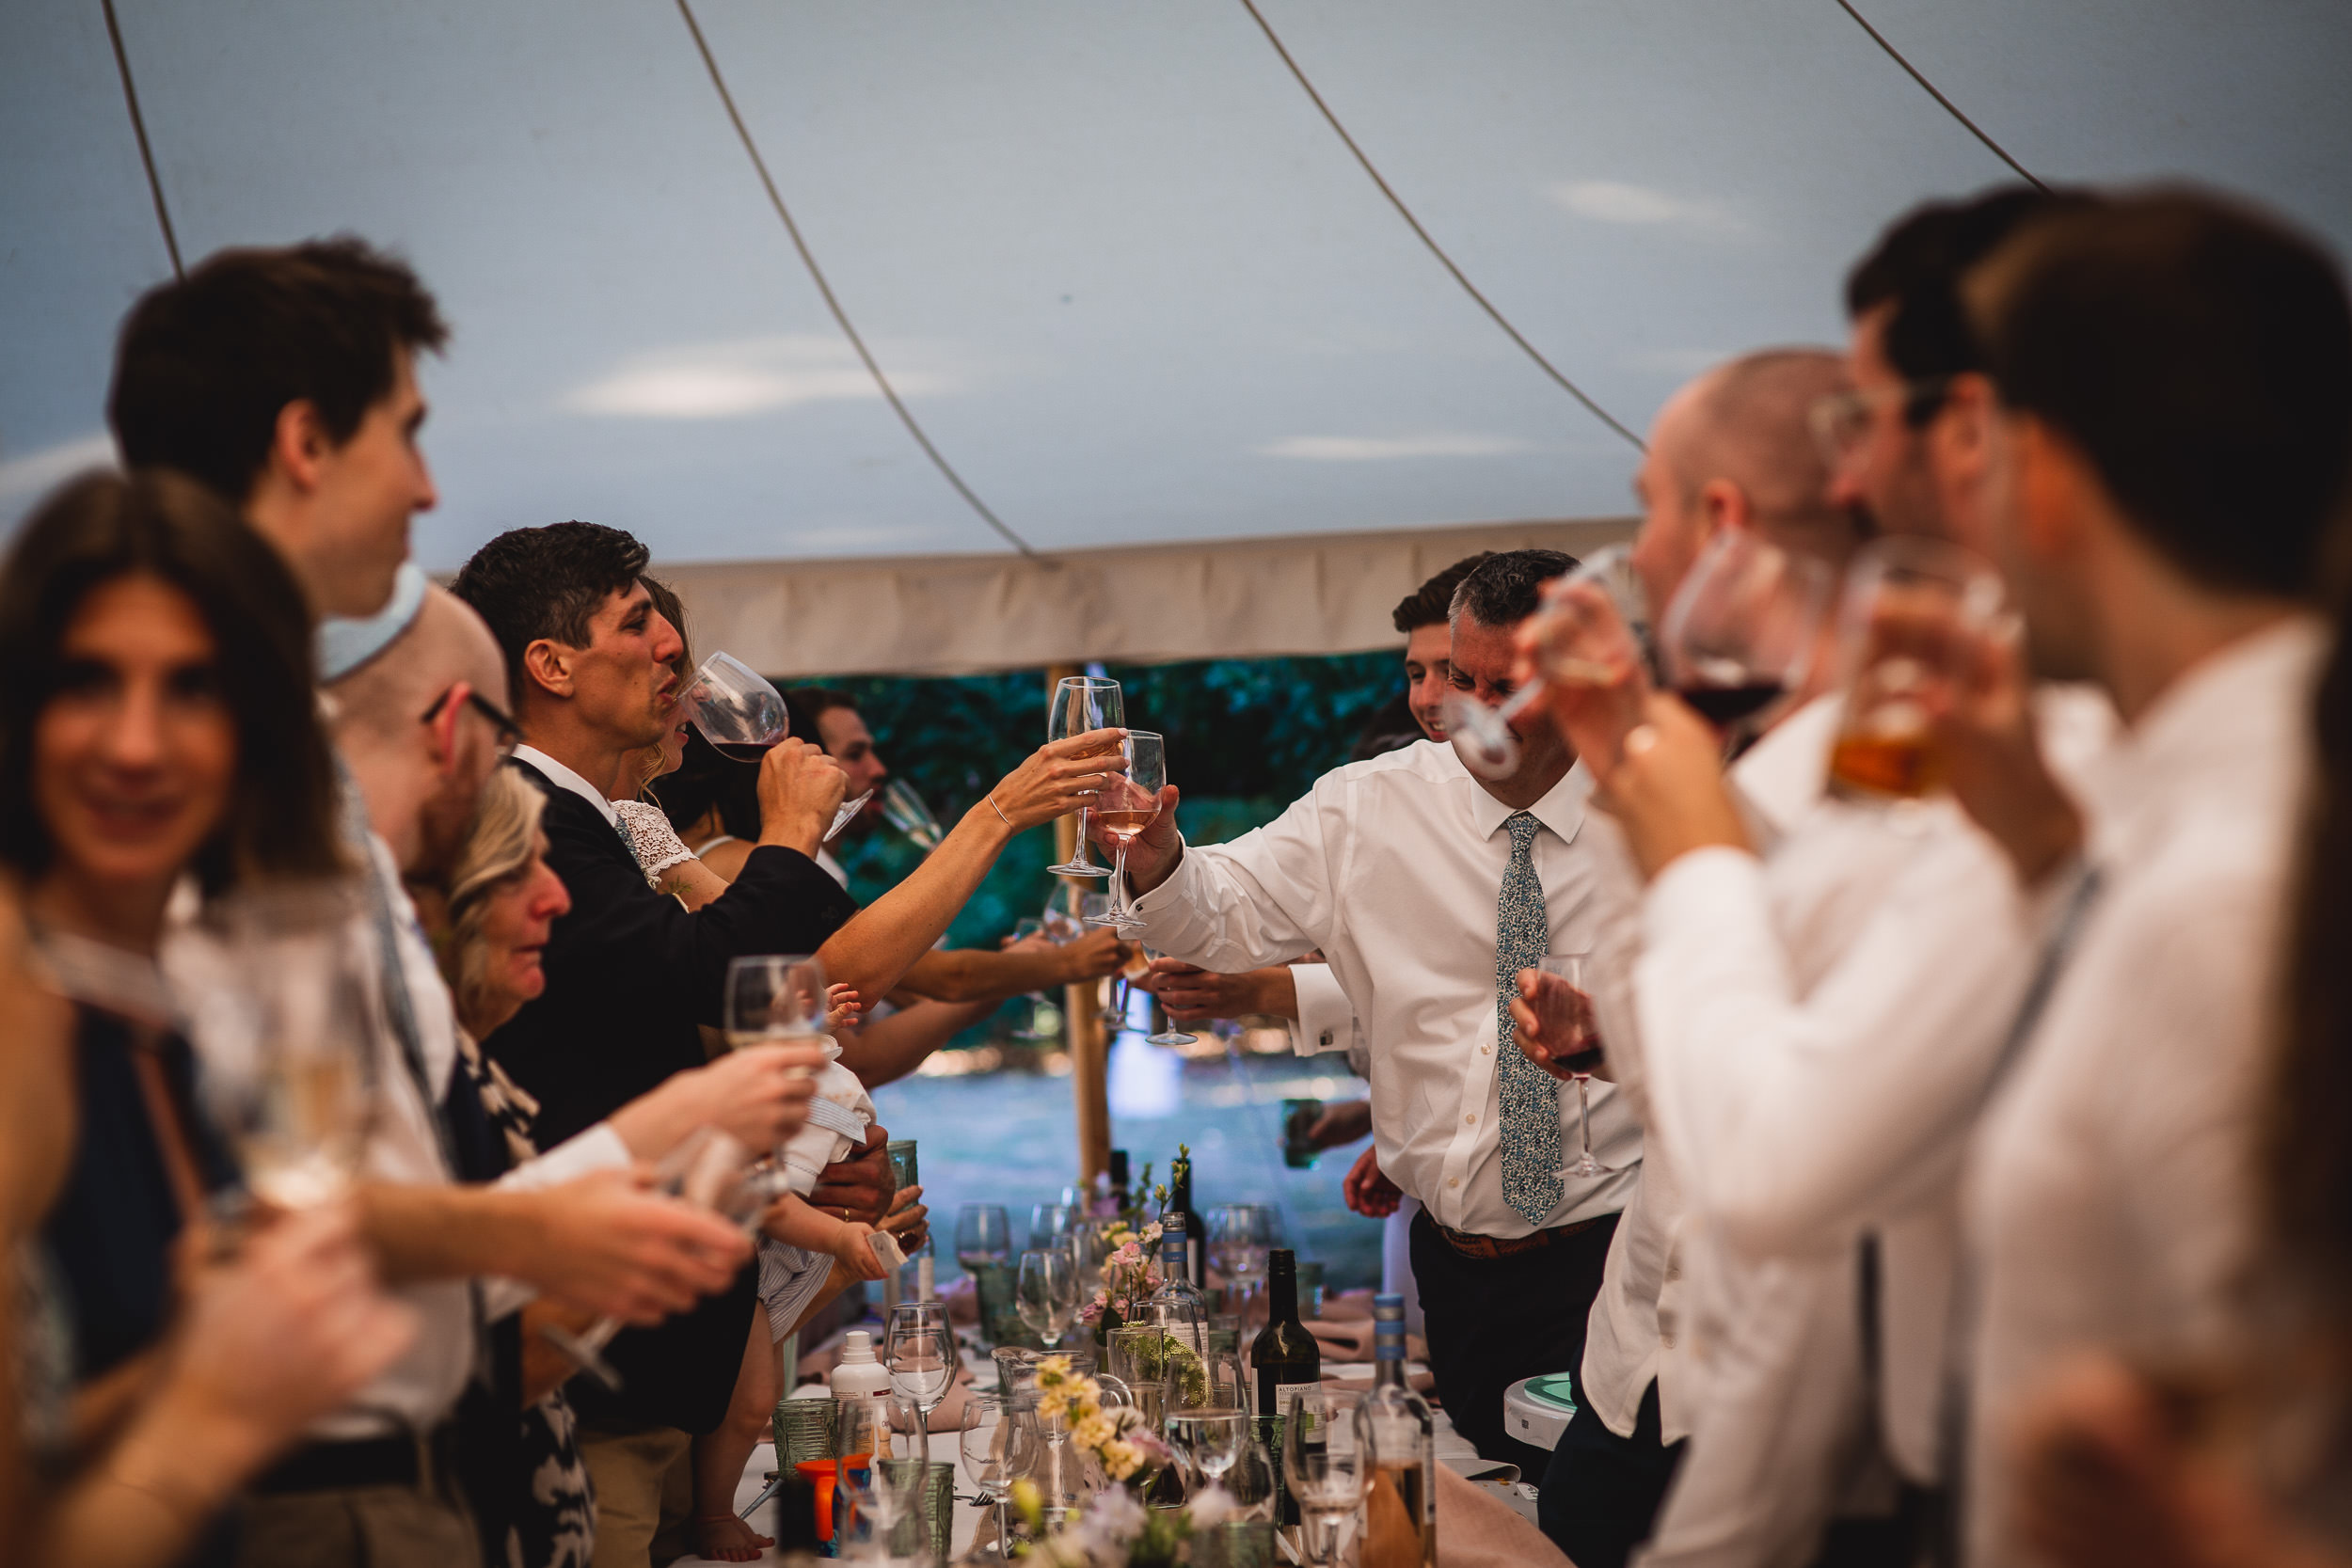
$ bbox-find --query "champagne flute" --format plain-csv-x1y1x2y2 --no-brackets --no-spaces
541,1128,781,1388
1657,530,1835,745
1087,731,1164,935
1535,953,1614,1179
680,650,871,839
188,879,380,1217
1016,1248,1076,1351
1047,676,1123,876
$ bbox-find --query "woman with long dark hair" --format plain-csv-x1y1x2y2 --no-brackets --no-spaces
0,470,413,1566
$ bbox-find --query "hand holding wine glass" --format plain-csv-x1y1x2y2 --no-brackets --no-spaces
1086,732,1165,935
1657,529,1834,743
1531,955,1614,1178
987,728,1132,832
1047,676,1124,876
753,736,852,855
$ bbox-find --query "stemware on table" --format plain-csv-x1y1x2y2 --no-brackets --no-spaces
1282,1387,1370,1568
956,1203,1013,1272
1015,1247,1078,1352
1208,1204,1279,1328
1047,676,1124,877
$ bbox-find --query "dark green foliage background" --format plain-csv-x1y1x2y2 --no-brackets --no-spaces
819,652,1405,944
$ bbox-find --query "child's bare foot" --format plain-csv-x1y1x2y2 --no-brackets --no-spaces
693,1513,772,1561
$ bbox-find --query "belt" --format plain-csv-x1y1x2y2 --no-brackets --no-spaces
1427,1213,1605,1260
250,1424,457,1495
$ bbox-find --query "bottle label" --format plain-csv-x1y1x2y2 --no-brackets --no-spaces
1269,1381,1324,1428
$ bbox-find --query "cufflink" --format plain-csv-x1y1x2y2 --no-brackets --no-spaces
1319,1030,1334,1047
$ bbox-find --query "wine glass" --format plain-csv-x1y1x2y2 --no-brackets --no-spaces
187,879,380,1216
1140,947,1197,1046
1446,543,1654,780
887,1306,955,1445
723,954,826,1153
1657,530,1835,744
880,777,946,851
1028,1203,1075,1248
1534,953,1613,1179
1086,730,1164,934
1209,1204,1278,1329
1016,1248,1077,1351
540,1128,781,1388
956,1204,1012,1272
1167,1402,1251,1497
959,1393,1039,1558
680,650,871,840
1282,1388,1369,1568
1047,677,1123,876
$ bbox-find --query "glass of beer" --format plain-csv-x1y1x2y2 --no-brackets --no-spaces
1827,536,2007,803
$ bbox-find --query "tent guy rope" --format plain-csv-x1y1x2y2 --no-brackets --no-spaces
100,0,183,281
1235,0,1647,453
675,0,1040,559
1833,0,2051,194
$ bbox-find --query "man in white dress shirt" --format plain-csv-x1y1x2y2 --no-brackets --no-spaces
1940,191,2350,1567
1118,549,1640,1473
1520,347,1863,1568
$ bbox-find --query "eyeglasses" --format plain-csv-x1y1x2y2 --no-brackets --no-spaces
421,687,521,760
1808,377,1953,467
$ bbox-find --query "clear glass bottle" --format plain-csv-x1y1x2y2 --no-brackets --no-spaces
1355,1292,1435,1568
1135,1211,1209,1402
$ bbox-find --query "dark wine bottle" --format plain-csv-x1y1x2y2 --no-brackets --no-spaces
1251,1248,1321,1526
1168,1153,1206,1285
1107,1148,1131,1214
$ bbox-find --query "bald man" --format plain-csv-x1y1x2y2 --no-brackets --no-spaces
1528,348,1867,1568
214,580,771,1568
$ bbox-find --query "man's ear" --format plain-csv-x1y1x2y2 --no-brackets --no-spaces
520,639,574,700
426,681,468,779
268,399,333,494
1696,478,1752,536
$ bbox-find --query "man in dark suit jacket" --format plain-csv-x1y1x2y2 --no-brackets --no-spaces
453,521,867,1565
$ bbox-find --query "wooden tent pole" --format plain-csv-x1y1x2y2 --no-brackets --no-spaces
1048,663,1112,1188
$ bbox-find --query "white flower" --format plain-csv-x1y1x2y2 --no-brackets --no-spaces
1186,1485,1240,1528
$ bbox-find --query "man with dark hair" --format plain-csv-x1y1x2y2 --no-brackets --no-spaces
452,521,865,1566
109,237,447,619
1118,547,1640,1473
1392,550,1493,742
1937,188,2348,1566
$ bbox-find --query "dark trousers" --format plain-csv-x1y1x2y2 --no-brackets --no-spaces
1539,1376,1684,1568
1407,1207,1619,1478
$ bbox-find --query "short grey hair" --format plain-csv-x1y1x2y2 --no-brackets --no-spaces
1448,547,1578,629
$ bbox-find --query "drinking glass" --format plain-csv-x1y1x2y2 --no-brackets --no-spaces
1015,1248,1076,1351
1534,953,1613,1179
1827,535,2009,803
1282,1388,1369,1568
886,1307,955,1443
680,650,871,840
881,777,946,851
1084,730,1163,936
188,879,379,1215
1208,1205,1278,1328
1657,530,1835,744
1141,946,1197,1047
1167,1403,1251,1497
723,954,826,1155
542,1128,781,1388
956,1204,1013,1271
1047,677,1124,876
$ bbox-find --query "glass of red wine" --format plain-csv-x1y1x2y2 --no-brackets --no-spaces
1656,530,1834,744
679,650,870,839
1534,953,1613,1179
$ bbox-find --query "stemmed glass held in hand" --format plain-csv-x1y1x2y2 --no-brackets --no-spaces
1534,953,1614,1179
723,954,826,1154
1087,730,1164,935
1141,947,1196,1047
1657,529,1834,746
1047,677,1124,877
1448,543,1652,781
1015,1247,1077,1352
540,1128,782,1390
680,650,870,840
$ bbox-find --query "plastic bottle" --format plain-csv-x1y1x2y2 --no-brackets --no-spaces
829,1329,893,1460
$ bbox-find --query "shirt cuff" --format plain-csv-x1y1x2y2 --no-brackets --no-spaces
496,1122,633,1193
1285,964,1357,1059
1125,833,1194,917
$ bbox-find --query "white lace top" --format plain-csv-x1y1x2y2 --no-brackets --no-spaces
611,799,695,882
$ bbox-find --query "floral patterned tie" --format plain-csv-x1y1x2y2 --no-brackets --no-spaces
1496,812,1565,1226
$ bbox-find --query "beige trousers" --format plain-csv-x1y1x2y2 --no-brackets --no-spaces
234,1481,483,1568
578,1420,693,1568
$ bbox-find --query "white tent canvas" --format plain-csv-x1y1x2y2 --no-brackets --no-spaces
4,0,2347,672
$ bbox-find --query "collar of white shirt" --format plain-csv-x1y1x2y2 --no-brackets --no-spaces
1459,746,1596,847
513,745,621,831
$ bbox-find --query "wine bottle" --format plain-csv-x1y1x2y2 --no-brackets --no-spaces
1107,1148,1131,1215
1168,1152,1206,1285
1356,1292,1435,1568
1251,1248,1320,1527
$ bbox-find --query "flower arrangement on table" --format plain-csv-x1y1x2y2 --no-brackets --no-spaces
1029,1354,1172,1485
1079,1217,1164,1328
1007,1475,1248,1568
